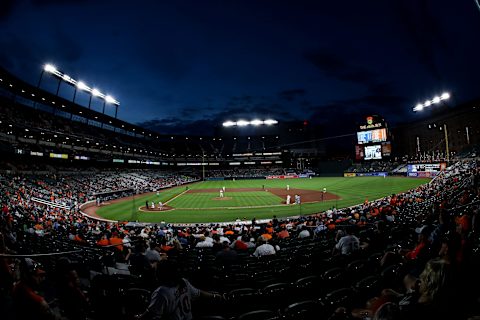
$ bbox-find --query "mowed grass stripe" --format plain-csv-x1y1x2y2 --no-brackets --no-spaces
96,177,430,223
169,191,281,208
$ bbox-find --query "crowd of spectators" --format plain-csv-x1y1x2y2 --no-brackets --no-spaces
346,161,400,173
205,167,287,178
0,159,479,319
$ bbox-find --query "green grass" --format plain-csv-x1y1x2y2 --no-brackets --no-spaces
168,191,284,209
94,177,430,223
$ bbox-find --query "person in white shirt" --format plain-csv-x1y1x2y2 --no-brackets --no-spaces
219,190,224,198
286,194,291,205
286,184,290,191
195,236,213,248
141,260,223,320
252,237,276,257
297,225,311,239
334,228,360,255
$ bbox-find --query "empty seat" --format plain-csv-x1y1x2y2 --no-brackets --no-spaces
322,267,348,290
260,282,291,309
321,287,357,311
346,259,369,281
282,300,319,320
237,309,278,320
293,275,322,299
353,275,382,300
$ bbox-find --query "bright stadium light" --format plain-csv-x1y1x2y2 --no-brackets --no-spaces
76,81,89,91
222,119,278,127
413,104,423,112
44,64,57,73
413,92,450,112
105,95,116,104
223,121,236,127
39,63,120,106
264,119,278,125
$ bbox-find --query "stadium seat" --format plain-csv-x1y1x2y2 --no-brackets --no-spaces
353,275,382,300
292,275,322,299
320,287,357,312
121,288,151,318
380,263,405,288
282,300,320,320
260,282,291,309
346,259,369,281
226,288,260,306
322,267,348,291
237,309,278,320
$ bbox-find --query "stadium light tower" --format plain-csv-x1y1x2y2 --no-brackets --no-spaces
414,92,451,161
413,92,450,112
39,63,120,117
222,119,278,127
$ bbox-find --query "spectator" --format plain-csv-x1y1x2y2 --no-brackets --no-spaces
140,260,223,320
12,258,62,320
297,225,311,238
333,227,360,256
253,236,276,257
216,241,238,266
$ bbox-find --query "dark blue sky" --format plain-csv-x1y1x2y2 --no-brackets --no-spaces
1,0,479,135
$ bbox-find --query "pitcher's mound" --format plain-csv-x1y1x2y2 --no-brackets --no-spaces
213,197,232,201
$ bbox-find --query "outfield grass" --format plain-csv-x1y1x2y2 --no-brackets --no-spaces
94,177,430,223
168,191,284,209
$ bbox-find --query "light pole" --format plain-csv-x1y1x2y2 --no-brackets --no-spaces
202,153,206,181
414,92,451,162
443,124,449,162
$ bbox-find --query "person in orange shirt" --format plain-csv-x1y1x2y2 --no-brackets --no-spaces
276,226,290,239
261,233,273,241
96,234,110,246
109,235,124,252
73,234,86,243
265,224,274,234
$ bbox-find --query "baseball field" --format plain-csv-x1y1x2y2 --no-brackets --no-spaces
85,177,431,224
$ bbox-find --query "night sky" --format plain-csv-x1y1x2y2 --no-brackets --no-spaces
1,0,479,136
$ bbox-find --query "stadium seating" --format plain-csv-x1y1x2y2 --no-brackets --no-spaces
0,157,479,319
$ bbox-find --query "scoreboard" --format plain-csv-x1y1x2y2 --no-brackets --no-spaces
355,115,391,160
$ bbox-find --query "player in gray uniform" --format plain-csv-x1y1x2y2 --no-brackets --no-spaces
141,260,223,320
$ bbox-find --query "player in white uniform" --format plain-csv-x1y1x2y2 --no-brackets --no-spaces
286,194,291,205
219,190,224,198
151,201,155,209
286,184,290,191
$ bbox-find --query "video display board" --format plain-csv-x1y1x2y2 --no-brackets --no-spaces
364,145,382,160
357,128,387,144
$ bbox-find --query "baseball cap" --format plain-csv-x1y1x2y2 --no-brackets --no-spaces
24,258,46,275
